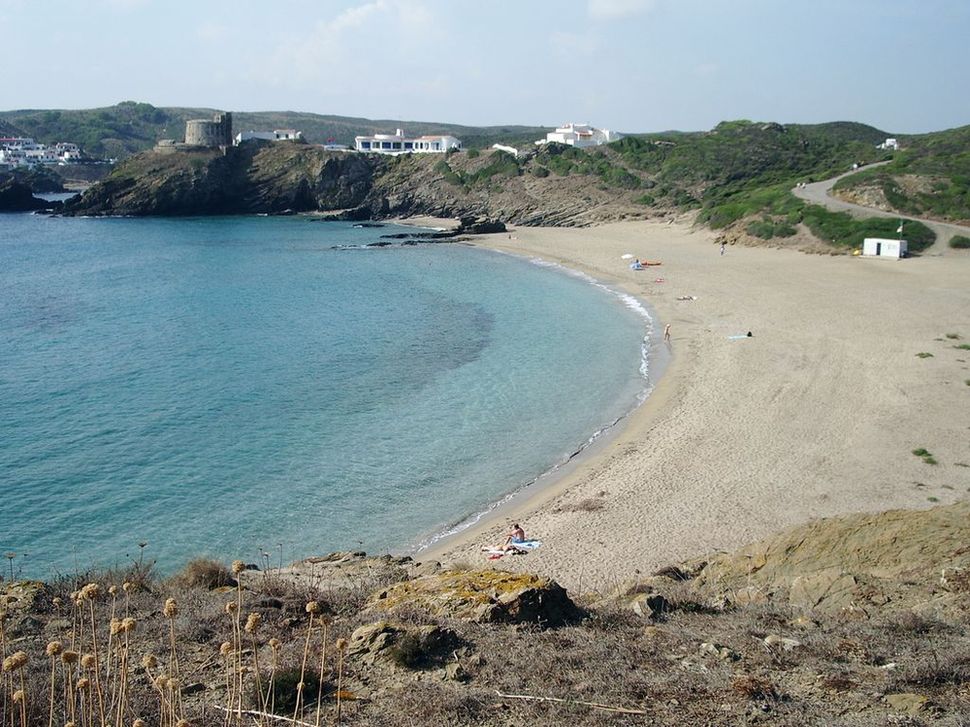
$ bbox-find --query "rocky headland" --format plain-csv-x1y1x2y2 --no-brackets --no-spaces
62,141,653,226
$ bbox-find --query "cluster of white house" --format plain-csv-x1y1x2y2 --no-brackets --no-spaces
0,137,83,167
349,122,621,156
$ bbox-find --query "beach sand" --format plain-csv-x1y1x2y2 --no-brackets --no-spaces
417,218,970,593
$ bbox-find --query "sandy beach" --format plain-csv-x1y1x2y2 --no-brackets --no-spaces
417,218,970,593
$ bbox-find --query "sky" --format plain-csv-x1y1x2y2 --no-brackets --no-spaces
2,0,969,134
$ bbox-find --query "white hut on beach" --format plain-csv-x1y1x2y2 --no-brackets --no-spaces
862,237,907,259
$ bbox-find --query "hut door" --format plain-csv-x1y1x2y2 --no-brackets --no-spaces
875,242,882,256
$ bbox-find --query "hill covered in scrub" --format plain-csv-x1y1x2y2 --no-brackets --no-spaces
55,113,970,250
1,502,968,726
0,101,547,159
832,125,970,225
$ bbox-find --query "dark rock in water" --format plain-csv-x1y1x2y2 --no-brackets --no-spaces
0,179,53,212
367,241,393,247
456,216,506,234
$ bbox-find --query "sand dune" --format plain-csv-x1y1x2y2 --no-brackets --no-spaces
418,219,970,592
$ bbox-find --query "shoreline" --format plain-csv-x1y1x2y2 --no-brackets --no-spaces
411,232,675,564
410,217,970,593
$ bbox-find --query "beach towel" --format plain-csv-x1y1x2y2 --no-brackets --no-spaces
481,540,542,559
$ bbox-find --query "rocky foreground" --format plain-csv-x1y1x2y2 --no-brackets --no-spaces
2,502,968,726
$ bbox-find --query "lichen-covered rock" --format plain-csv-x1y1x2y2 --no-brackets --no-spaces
368,570,582,626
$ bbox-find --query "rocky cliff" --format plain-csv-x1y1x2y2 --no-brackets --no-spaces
64,142,654,225
65,142,375,216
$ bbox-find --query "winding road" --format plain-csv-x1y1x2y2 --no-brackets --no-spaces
792,162,970,254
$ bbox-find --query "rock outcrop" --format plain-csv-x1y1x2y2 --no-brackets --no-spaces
0,178,52,212
687,502,970,616
369,570,583,626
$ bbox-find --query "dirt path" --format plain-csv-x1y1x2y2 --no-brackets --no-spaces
792,163,970,254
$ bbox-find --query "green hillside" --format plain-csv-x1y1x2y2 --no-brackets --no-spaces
833,124,970,223
0,101,548,158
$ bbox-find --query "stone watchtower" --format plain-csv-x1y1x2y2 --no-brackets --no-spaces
184,112,233,149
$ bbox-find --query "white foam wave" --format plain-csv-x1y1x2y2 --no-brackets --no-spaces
414,251,659,553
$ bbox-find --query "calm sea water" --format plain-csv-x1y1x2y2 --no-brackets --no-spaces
0,213,652,578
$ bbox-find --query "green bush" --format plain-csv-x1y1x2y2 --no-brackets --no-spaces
466,149,480,158
746,218,799,240
634,193,655,205
950,235,970,249
532,165,550,178
433,159,463,186
464,150,520,186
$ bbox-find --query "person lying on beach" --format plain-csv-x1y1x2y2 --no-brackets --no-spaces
481,523,529,554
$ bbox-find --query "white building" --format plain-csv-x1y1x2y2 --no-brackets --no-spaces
234,129,303,145
0,137,84,166
491,143,519,157
877,138,900,151
862,237,907,259
354,129,462,154
536,123,622,148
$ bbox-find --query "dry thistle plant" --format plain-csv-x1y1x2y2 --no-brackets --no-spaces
314,617,331,727
335,638,348,725
293,600,321,721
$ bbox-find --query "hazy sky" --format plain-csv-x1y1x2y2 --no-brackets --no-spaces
3,0,968,133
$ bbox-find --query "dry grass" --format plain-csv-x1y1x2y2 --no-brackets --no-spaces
2,558,970,726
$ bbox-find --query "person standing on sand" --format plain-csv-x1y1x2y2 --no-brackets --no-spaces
663,324,671,342
720,241,726,256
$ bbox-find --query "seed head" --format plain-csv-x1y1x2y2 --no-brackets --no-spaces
122,616,137,633
62,650,80,665
108,585,119,596
141,654,158,670
52,597,63,607
269,638,281,649
80,583,100,600
305,601,320,615
77,677,90,691
231,560,245,575
154,674,168,690
244,612,262,634
3,651,28,672
81,653,96,669
224,601,238,614
219,642,233,656
45,641,63,657
133,720,146,727
163,598,178,618
122,581,133,593
176,720,192,727
110,618,123,635
168,676,181,690
335,638,348,651
11,689,24,703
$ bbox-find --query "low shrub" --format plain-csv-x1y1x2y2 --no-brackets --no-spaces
950,235,970,249
173,557,235,589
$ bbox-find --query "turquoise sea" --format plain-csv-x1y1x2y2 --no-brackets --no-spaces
0,213,653,578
